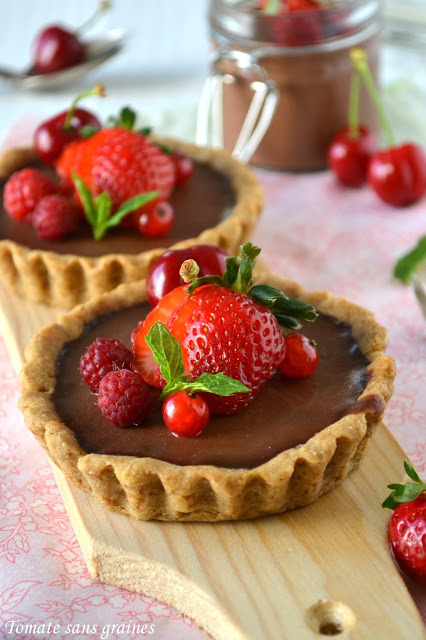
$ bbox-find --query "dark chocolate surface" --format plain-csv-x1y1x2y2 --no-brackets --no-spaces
0,162,235,255
53,305,371,469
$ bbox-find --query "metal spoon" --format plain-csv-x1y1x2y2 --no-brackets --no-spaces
0,29,126,91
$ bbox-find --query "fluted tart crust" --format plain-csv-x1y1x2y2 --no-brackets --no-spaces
18,270,396,521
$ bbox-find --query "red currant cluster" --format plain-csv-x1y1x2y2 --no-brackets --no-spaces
328,47,426,207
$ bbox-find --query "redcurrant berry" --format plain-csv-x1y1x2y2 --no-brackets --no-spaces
162,391,209,437
279,333,319,378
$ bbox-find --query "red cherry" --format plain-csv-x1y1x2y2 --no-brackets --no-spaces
328,126,377,187
279,333,318,378
146,244,229,308
162,391,210,437
170,152,194,186
367,143,426,207
34,108,101,166
33,26,85,74
137,201,175,238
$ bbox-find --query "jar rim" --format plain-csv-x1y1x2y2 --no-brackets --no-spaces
210,0,381,50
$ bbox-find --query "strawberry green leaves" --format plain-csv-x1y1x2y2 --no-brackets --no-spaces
72,173,159,240
184,242,318,330
249,284,318,329
382,461,426,509
145,321,250,401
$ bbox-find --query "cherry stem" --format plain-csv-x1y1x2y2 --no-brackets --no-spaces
350,47,394,147
264,0,281,15
348,69,361,139
64,84,106,131
179,259,200,284
75,1,111,36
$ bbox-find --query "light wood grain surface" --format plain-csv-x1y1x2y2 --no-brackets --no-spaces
0,281,424,640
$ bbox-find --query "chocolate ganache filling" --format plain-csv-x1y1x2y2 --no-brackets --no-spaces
0,162,236,254
53,305,371,469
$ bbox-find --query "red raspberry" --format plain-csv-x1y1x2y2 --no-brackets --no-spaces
32,194,81,241
80,337,133,392
98,369,152,427
3,168,58,222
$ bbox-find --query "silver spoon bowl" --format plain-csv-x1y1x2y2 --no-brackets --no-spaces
0,29,126,91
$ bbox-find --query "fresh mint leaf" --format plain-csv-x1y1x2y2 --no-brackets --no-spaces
394,236,426,283
105,192,159,229
145,322,250,400
183,372,250,396
72,173,96,226
73,173,159,241
94,192,112,228
145,322,185,385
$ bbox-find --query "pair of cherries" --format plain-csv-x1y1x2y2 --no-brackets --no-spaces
328,48,426,207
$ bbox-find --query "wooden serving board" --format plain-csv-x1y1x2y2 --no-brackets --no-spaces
1,281,425,640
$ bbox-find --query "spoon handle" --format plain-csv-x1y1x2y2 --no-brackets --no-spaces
0,67,17,80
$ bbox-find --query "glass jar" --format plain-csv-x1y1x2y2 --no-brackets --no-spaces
199,0,381,171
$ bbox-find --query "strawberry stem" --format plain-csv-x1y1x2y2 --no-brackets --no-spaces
64,84,106,131
350,47,394,147
75,1,111,36
348,69,361,139
382,460,426,509
180,259,200,284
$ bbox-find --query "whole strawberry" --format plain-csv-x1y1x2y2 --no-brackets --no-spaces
382,461,426,584
3,168,58,222
133,243,317,414
56,108,175,213
91,128,175,206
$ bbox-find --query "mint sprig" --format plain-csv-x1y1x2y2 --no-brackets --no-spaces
382,461,426,510
145,322,250,401
185,242,318,330
394,236,426,284
72,173,159,241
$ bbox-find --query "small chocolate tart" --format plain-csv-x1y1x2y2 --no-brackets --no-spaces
18,272,396,521
0,139,263,307
54,306,371,469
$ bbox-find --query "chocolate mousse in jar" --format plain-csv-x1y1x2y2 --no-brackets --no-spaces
200,0,381,171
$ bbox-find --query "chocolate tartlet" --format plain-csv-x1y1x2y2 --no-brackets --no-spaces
0,138,263,308
18,271,395,521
